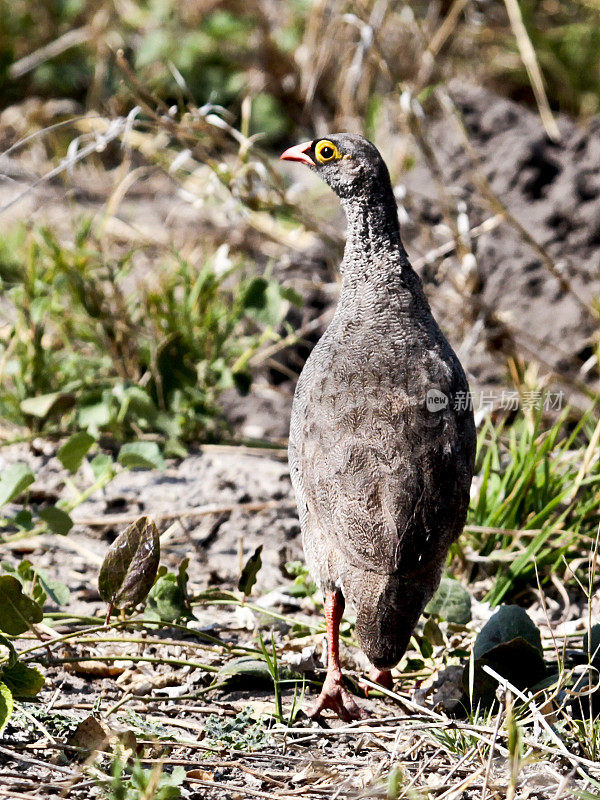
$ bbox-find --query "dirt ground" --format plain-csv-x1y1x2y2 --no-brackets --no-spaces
1,83,600,797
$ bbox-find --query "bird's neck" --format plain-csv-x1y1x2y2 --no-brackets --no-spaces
340,188,407,282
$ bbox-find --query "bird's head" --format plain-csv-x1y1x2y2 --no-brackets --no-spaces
280,133,391,201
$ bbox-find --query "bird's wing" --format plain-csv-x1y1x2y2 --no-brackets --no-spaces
295,383,470,576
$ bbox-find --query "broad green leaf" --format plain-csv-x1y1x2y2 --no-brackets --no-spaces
38,506,73,536
0,576,43,635
426,577,472,624
90,453,114,480
0,634,17,668
146,558,189,623
423,616,444,647
12,509,33,530
278,285,303,306
241,278,288,327
238,545,262,596
32,582,47,608
217,656,274,688
20,391,75,419
0,682,13,734
1,661,44,697
0,464,34,507
36,569,70,606
16,560,34,581
115,385,157,424
57,432,95,473
474,605,542,660
466,605,546,702
77,397,113,433
98,517,160,610
146,577,185,623
118,442,166,471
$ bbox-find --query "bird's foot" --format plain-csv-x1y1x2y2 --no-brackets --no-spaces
360,667,394,696
307,670,368,722
369,667,394,690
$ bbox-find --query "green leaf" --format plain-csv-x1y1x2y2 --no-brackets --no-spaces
216,656,274,688
77,398,113,433
98,517,160,611
35,569,70,606
0,634,17,668
20,391,75,419
423,616,444,647
474,605,542,660
426,577,472,624
1,661,44,697
90,453,114,480
0,682,13,734
12,509,33,530
278,285,303,306
0,463,34,507
38,506,73,536
118,442,166,471
241,278,288,327
238,545,262,596
145,559,189,623
32,582,47,608
0,575,43,635
466,605,546,702
57,432,95,474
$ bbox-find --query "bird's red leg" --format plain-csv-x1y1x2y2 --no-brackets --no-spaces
364,667,394,693
307,591,368,721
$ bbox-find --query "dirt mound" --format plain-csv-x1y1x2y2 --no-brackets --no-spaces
398,83,600,403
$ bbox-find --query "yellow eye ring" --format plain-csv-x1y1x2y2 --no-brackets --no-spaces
315,140,341,163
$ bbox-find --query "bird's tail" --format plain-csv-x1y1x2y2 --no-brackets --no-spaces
347,571,436,670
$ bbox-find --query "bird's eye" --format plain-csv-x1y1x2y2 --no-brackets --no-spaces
315,140,341,163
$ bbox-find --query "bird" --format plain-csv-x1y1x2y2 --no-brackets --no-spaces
280,134,476,721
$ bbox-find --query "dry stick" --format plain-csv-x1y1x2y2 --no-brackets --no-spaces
437,764,487,800
249,309,333,367
407,105,468,267
411,214,504,270
416,0,470,90
73,498,295,528
481,665,600,788
481,709,504,800
502,0,560,142
114,49,340,248
0,790,45,800
8,27,90,79
185,777,324,800
0,745,72,777
0,117,132,217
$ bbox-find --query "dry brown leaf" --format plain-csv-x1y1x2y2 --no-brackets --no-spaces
68,715,137,759
63,659,129,677
116,669,177,695
187,769,214,781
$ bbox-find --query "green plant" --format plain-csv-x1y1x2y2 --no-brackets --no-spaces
203,706,272,751
466,410,600,603
145,559,191,624
102,757,185,800
0,221,298,446
284,560,317,598
0,434,164,545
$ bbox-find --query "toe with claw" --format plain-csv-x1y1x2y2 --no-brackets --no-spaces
308,670,368,721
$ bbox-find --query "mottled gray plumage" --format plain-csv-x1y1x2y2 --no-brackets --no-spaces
288,134,476,670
